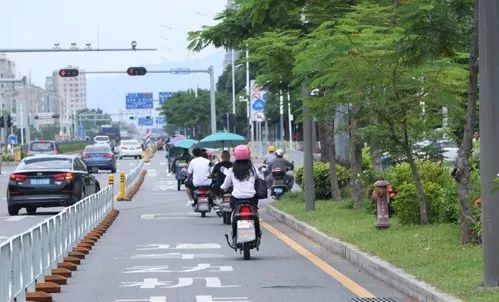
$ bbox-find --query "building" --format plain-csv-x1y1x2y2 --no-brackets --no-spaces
222,0,240,69
51,66,87,134
0,54,16,115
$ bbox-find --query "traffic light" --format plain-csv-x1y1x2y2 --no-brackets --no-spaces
127,67,147,76
52,114,60,119
58,69,79,77
0,116,4,128
34,115,39,120
6,115,12,128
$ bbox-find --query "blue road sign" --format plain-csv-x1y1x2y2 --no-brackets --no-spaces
155,117,166,125
8,134,17,145
138,117,154,126
158,92,175,105
126,93,154,109
252,98,266,111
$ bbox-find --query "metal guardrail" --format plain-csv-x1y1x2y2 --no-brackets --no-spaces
125,160,145,194
0,186,113,302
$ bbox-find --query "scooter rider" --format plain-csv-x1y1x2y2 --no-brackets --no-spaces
184,147,212,206
264,145,277,164
211,150,233,196
267,149,294,190
220,145,263,209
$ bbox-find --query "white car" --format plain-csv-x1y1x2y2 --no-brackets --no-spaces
94,135,110,145
116,140,143,159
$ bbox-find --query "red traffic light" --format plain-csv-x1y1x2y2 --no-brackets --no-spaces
58,69,79,77
127,67,147,76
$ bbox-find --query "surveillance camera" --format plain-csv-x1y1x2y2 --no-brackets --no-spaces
131,40,137,50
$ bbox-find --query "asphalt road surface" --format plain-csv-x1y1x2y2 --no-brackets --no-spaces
53,152,408,302
0,157,141,244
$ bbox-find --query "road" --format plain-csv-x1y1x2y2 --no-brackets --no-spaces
53,152,408,302
0,157,141,244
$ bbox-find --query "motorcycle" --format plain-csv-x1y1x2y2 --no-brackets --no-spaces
225,201,261,260
175,161,189,191
270,167,289,199
192,186,213,217
220,193,233,225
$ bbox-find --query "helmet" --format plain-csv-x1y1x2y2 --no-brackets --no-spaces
234,145,251,161
267,145,276,153
275,149,284,157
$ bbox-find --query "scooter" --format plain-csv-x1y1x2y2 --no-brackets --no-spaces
225,201,261,260
192,187,213,217
270,167,289,199
220,193,232,225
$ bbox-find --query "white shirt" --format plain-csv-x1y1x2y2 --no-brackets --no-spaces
188,157,212,187
220,167,263,199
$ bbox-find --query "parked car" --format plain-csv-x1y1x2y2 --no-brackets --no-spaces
116,140,143,159
81,145,117,173
27,140,62,157
6,155,100,216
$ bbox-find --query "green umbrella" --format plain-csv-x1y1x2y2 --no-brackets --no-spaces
174,139,199,149
197,132,247,149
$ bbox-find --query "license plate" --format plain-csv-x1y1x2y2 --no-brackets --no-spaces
237,220,256,243
31,179,50,185
198,199,209,211
274,188,284,193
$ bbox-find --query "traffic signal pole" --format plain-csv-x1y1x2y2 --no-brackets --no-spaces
479,0,499,287
83,66,218,134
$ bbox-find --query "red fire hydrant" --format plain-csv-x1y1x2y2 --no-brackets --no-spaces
372,179,391,229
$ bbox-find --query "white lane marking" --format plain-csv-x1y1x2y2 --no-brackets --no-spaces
129,162,135,166
116,298,166,302
136,243,221,250
0,236,9,240
123,264,233,274
197,296,250,302
130,253,225,260
141,213,199,220
121,278,239,289
5,216,26,222
160,162,167,166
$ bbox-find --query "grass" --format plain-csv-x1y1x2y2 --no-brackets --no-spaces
274,193,499,302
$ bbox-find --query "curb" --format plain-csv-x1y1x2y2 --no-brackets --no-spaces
25,209,120,302
265,205,462,302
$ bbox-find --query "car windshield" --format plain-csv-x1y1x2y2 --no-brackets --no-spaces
95,136,109,142
17,157,72,170
85,146,110,153
30,142,55,151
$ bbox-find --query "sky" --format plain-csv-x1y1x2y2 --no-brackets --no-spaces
0,0,228,114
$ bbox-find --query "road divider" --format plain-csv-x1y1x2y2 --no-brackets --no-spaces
0,186,118,302
117,161,147,201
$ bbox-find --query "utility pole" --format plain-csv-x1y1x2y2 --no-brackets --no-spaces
288,92,293,149
231,49,236,115
480,0,499,287
209,66,216,134
20,103,24,145
246,48,254,142
279,91,284,147
304,88,317,211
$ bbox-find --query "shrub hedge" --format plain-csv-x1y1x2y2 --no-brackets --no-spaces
295,161,350,199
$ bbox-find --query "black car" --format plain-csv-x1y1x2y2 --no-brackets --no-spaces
7,155,101,216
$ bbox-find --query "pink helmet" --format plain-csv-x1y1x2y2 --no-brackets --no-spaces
233,145,251,161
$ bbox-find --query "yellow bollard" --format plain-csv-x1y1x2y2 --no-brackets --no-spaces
108,175,115,206
14,146,22,161
119,172,126,201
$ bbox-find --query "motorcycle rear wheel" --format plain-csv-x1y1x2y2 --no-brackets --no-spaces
201,212,206,218
243,242,251,260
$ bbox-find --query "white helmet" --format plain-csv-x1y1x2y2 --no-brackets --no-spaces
275,149,284,157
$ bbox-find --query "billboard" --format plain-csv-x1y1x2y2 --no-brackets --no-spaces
155,117,166,125
138,117,153,126
158,92,176,105
126,93,153,109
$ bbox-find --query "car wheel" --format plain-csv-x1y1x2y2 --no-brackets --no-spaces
95,183,101,193
26,207,37,215
111,167,117,173
138,155,142,160
8,206,19,216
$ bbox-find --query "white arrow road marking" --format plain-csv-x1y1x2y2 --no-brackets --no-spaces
130,253,225,260
136,243,221,250
196,296,250,302
121,278,240,289
141,213,199,220
116,297,166,302
123,264,233,274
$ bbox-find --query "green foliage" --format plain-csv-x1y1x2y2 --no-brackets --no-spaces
387,161,459,224
59,143,88,154
295,161,349,199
